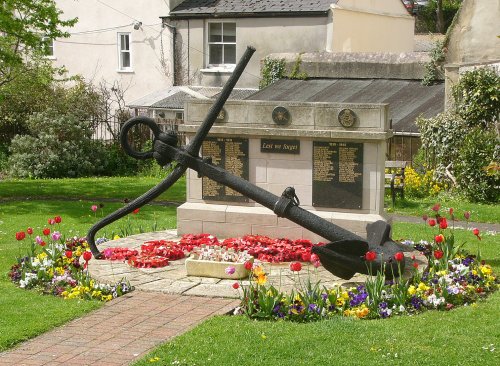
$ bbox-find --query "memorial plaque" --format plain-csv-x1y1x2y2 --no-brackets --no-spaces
312,141,363,209
261,139,300,154
202,137,249,202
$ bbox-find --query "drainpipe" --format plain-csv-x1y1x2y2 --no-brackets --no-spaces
163,22,177,86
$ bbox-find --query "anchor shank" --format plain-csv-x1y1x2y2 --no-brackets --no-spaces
158,143,366,244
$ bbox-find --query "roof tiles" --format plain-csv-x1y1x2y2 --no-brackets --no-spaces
170,0,337,16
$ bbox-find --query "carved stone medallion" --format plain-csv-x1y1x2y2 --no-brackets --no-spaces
338,109,357,128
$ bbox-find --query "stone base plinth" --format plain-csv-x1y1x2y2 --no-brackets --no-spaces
177,202,391,242
185,258,251,279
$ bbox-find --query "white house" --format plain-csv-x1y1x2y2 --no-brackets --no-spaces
52,0,173,102
49,1,415,113
162,0,415,88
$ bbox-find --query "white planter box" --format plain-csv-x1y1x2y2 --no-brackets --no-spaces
185,257,253,279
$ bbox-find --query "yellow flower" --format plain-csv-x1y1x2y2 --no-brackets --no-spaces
75,248,82,257
56,267,65,276
480,266,492,276
355,306,370,319
417,282,430,292
336,298,345,307
408,285,416,295
253,265,265,276
343,309,354,317
472,270,478,276
437,270,447,277
37,252,47,260
256,274,267,285
341,291,350,300
113,235,121,240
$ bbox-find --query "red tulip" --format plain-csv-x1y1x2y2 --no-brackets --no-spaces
432,203,441,212
394,252,404,262
439,218,448,230
434,250,444,259
83,251,92,262
232,282,240,289
15,231,26,241
448,207,454,216
244,261,253,270
472,228,481,240
48,218,55,225
365,251,377,262
26,227,33,235
65,250,73,259
43,228,50,236
412,262,419,269
435,234,444,243
428,219,436,227
463,211,471,220
54,216,62,223
289,261,302,272
422,214,428,222
133,208,140,214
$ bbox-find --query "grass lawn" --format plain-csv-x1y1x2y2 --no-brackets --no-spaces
0,199,178,351
0,177,498,360
0,176,186,203
384,194,499,224
134,222,500,366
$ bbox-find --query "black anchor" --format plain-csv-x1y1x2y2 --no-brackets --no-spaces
87,46,406,279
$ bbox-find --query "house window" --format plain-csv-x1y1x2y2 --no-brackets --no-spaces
42,36,54,57
118,33,132,71
207,22,236,67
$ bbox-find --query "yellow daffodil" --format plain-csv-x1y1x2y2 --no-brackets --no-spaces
256,273,267,285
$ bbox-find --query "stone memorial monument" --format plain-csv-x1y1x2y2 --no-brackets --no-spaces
177,100,391,243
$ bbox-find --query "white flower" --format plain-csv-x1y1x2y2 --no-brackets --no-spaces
399,305,406,312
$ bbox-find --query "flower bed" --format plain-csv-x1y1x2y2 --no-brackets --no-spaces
9,217,133,302
228,206,499,321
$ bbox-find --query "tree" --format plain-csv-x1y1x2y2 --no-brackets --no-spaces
436,0,445,34
0,0,77,86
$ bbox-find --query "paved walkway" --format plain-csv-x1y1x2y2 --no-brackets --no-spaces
0,292,238,366
88,230,426,298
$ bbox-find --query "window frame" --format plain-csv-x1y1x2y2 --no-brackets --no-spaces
41,36,55,59
117,32,133,72
205,20,236,70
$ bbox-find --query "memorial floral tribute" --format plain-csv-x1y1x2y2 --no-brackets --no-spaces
230,206,499,321
9,217,133,302
101,233,317,268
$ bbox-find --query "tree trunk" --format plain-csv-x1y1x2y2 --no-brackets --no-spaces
436,0,445,33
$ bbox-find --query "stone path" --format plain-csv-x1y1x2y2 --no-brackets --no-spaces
0,291,238,366
89,230,427,298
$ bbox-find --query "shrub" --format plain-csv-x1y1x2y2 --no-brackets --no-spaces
451,67,500,129
8,110,106,178
454,129,499,203
260,57,286,89
404,166,446,198
416,110,467,180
